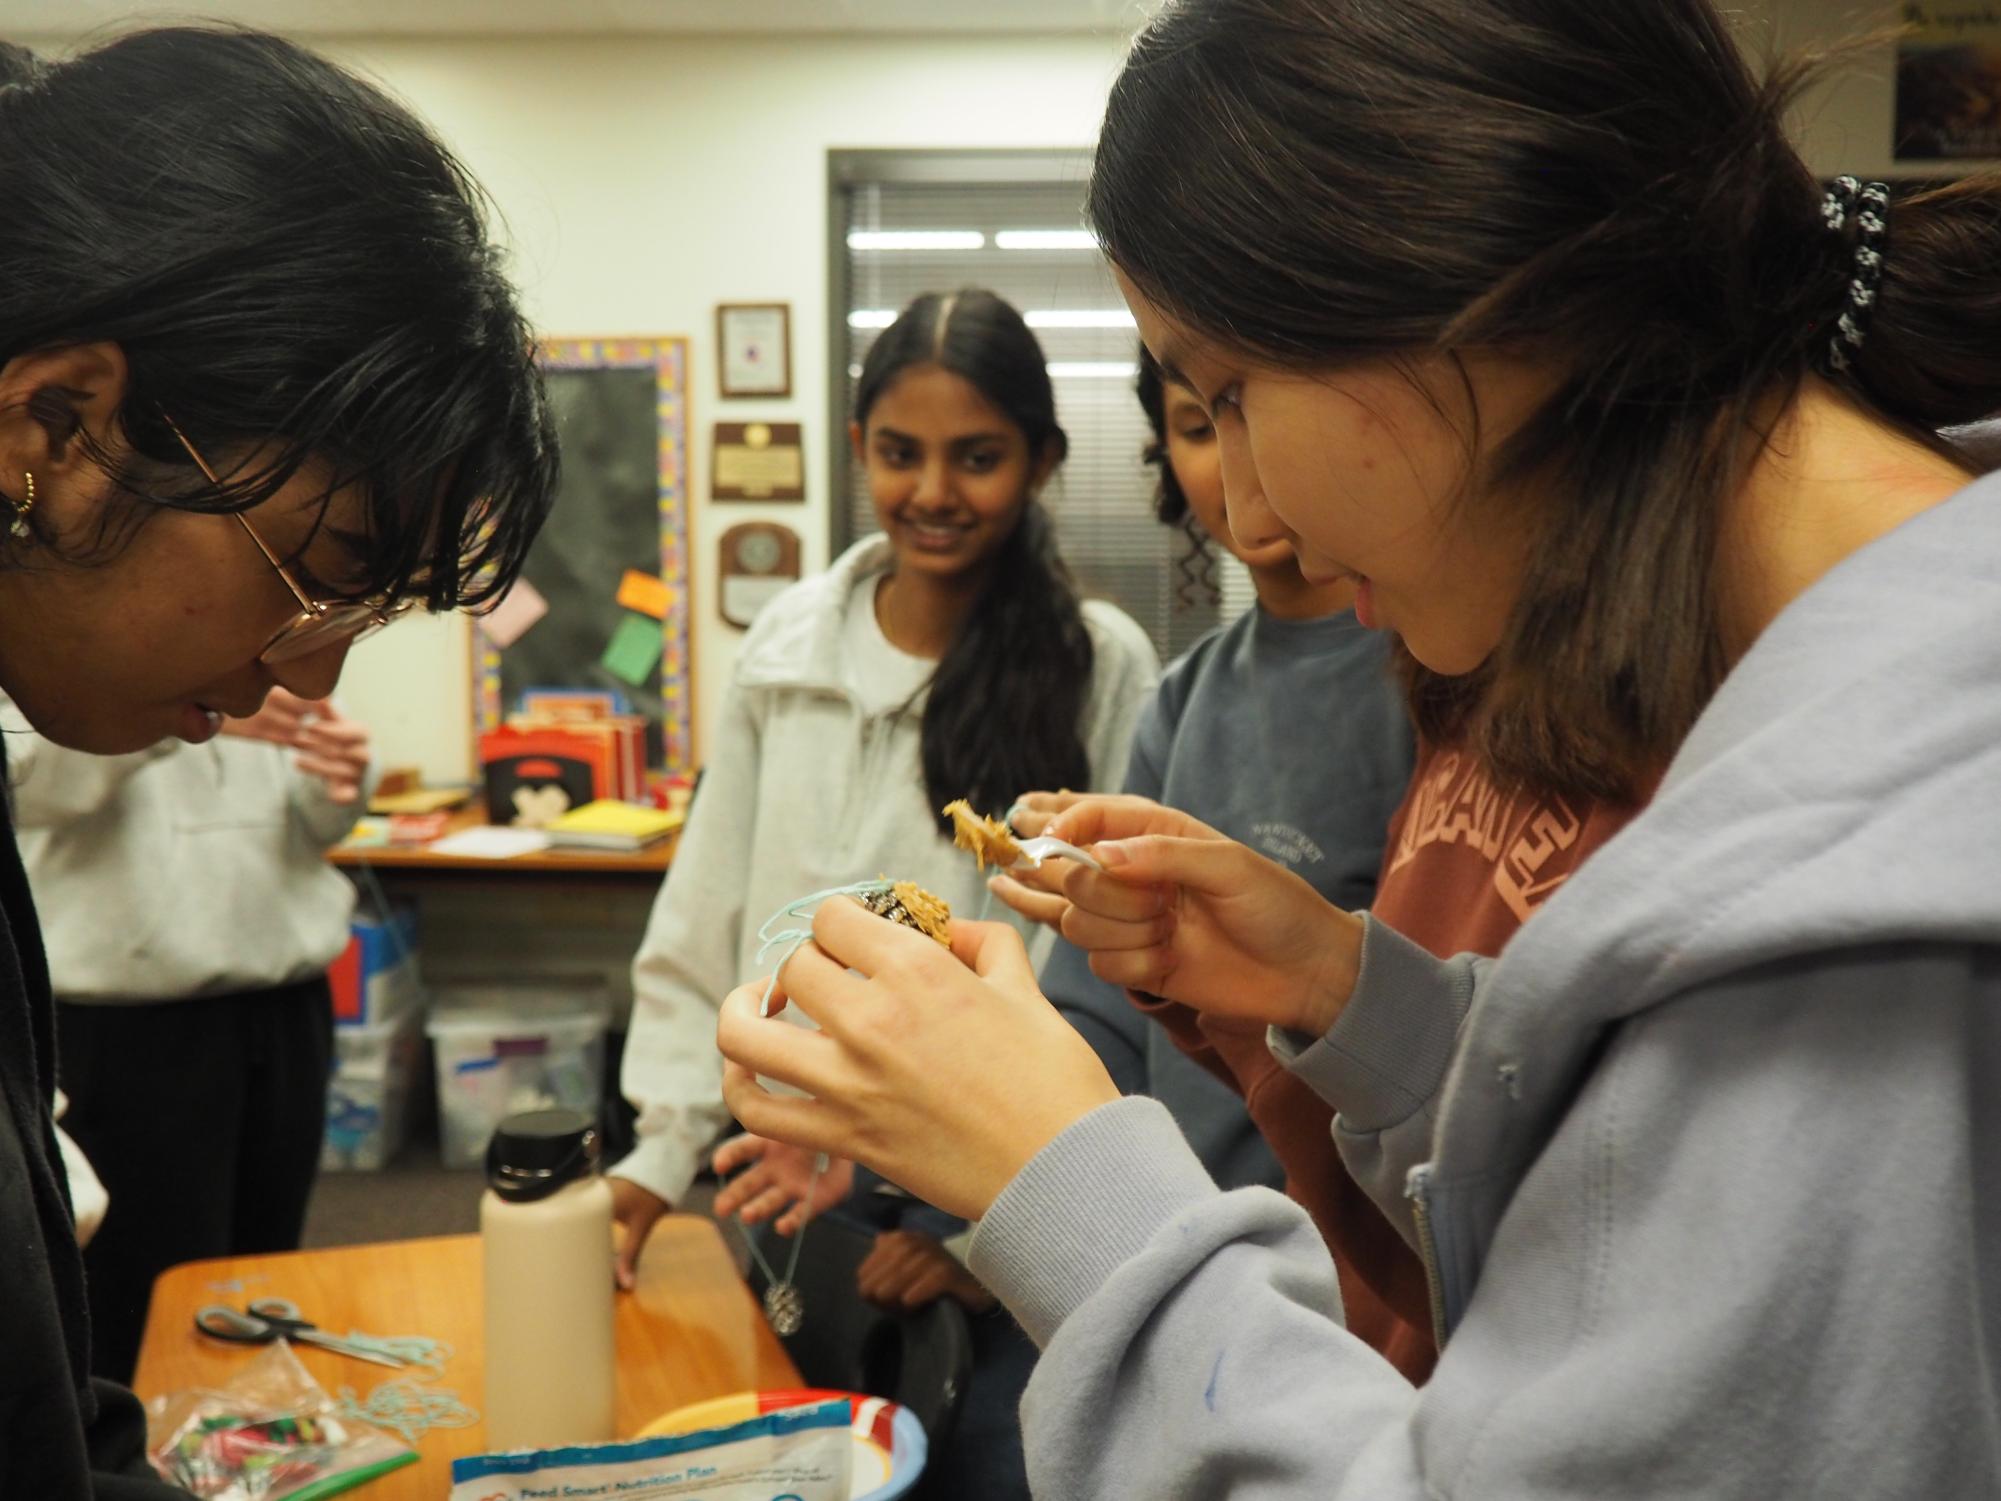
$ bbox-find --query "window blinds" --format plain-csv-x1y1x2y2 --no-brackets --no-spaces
832,163,1254,665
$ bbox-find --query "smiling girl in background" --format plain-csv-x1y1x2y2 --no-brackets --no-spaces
611,289,1158,1271
614,290,1155,1499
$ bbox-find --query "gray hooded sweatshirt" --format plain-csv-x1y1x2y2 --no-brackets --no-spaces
966,471,2001,1497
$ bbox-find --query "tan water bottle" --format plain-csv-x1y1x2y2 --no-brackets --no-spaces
481,1108,616,1449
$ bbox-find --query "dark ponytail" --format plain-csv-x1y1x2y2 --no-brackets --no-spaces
0,27,554,607
1091,0,2001,800
854,290,1095,826
1839,175,2001,433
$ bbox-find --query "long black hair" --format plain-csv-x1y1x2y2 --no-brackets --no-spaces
854,290,1094,828
1090,0,2001,799
0,29,554,607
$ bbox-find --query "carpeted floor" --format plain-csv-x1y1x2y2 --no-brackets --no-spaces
302,1112,484,1248
303,1131,731,1261
302,1072,729,1255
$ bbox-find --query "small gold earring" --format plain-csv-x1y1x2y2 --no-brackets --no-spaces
10,471,33,540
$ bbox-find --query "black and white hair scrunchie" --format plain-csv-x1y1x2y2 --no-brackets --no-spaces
1819,176,1890,374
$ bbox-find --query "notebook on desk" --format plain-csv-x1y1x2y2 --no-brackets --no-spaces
542,799,684,851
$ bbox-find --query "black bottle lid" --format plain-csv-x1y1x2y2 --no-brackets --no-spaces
485,1108,601,1203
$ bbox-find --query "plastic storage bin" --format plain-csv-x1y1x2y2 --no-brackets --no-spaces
426,983,609,1169
322,1006,424,1171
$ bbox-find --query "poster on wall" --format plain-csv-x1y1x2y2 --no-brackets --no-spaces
1896,3,2001,160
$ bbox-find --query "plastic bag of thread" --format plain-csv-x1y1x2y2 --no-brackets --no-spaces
448,1396,851,1500
145,1341,417,1500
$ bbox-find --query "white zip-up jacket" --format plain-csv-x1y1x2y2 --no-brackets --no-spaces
4,719,361,1003
614,537,1160,1205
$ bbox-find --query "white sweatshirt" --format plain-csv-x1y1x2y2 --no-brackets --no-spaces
614,537,1161,1206
5,718,362,1003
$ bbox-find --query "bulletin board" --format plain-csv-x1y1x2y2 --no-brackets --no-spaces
473,338,693,773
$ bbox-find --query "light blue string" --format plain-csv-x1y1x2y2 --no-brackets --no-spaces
333,1378,478,1444
753,880,893,1016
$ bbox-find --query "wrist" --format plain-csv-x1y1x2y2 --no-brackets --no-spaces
1290,908,1364,1038
984,1079,1117,1220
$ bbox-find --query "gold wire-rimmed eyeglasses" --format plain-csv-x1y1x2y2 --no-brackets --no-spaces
159,411,413,665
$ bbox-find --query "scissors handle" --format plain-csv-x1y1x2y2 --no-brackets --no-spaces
194,1298,408,1367
194,1304,283,1343
245,1296,309,1327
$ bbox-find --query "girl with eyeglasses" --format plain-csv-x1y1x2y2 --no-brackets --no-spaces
0,30,555,1497
716,0,2001,1492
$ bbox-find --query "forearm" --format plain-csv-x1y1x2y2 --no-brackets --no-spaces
968,1098,1422,1498
615,945,737,1205
614,689,761,1204
1270,916,1482,1245
291,767,366,847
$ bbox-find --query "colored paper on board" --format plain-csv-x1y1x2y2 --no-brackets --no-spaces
600,614,664,687
616,569,673,620
478,579,549,649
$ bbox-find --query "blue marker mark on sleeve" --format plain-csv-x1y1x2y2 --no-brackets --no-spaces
1204,1351,1223,1412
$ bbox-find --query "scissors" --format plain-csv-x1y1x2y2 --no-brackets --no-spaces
193,1297,406,1368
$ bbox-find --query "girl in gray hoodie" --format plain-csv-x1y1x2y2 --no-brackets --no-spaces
715,1,2001,1495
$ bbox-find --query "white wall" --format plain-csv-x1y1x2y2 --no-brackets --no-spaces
303,31,1131,782
29,10,1986,780
321,9,1992,784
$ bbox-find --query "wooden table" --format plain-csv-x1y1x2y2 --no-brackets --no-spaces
133,1219,800,1498
329,804,677,878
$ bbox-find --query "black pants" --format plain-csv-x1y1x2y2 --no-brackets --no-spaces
56,977,334,1384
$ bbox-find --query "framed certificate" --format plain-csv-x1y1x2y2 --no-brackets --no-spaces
716,302,793,399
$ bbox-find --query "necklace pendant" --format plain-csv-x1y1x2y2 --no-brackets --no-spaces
763,1281,806,1336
